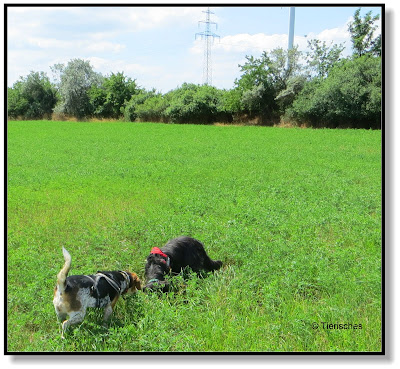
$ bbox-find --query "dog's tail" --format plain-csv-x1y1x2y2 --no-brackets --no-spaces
56,247,71,294
205,257,223,272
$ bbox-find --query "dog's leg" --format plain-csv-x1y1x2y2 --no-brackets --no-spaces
102,303,113,327
56,312,67,337
102,296,119,327
61,311,85,338
55,307,67,323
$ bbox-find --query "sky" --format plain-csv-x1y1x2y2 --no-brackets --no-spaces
6,3,383,93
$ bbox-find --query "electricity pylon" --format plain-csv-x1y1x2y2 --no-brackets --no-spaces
195,7,220,85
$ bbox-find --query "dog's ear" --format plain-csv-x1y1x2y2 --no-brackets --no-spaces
130,273,142,291
146,254,157,263
147,253,166,265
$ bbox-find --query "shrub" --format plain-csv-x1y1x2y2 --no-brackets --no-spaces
135,93,169,122
165,83,227,124
123,90,156,122
8,72,57,120
287,55,381,128
7,85,29,119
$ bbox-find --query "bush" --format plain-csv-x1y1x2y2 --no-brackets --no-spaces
164,83,228,124
123,90,155,122
7,85,29,119
287,55,381,128
135,93,169,122
123,98,138,122
8,72,57,120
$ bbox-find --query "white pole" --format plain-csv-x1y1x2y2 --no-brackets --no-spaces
288,7,295,51
286,7,295,71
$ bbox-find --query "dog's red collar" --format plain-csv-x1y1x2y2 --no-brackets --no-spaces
151,247,169,259
150,247,171,269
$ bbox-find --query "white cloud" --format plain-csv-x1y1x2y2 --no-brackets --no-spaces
7,49,49,78
25,37,125,54
192,21,352,58
6,5,206,88
87,41,126,53
305,20,351,49
7,6,205,49
88,57,162,75
86,57,172,90
218,33,288,53
191,33,282,55
7,19,42,48
126,7,201,30
85,6,206,33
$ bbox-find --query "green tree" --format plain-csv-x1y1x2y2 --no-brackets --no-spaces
288,55,381,128
52,59,103,119
135,93,169,122
234,47,302,122
219,87,242,117
7,82,29,119
348,8,381,57
103,72,138,118
7,71,57,119
275,75,307,111
164,83,225,124
305,39,344,78
123,89,156,122
89,72,138,119
87,83,107,118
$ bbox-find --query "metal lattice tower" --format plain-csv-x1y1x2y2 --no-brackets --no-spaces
195,7,220,85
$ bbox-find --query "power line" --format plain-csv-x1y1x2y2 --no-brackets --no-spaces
195,7,220,85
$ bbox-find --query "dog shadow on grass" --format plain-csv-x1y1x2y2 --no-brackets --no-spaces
59,267,225,342
57,293,144,341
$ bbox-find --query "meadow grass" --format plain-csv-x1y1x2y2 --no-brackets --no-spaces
7,121,382,352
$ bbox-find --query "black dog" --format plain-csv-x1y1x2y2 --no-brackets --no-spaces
144,236,222,291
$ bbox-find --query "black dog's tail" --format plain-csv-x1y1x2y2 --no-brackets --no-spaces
205,257,223,272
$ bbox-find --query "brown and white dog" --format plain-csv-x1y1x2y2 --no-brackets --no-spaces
53,247,141,338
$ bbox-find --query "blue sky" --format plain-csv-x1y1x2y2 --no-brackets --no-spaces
7,3,382,92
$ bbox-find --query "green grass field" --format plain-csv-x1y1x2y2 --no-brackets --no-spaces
7,120,382,352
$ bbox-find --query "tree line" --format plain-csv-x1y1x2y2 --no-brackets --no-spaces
8,8,381,129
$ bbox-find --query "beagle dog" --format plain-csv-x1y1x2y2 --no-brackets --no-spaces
53,247,141,338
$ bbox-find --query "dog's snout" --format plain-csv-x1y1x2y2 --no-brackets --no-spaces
144,280,170,293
